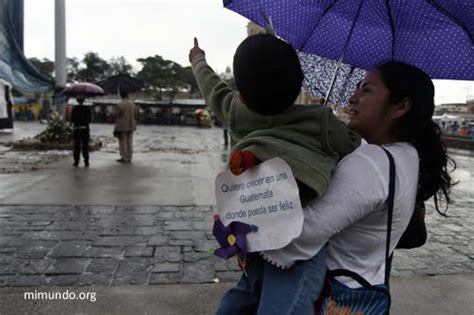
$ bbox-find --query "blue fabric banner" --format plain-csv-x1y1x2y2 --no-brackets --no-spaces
0,0,54,93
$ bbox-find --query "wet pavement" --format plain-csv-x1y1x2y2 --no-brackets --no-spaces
0,122,228,205
0,122,472,289
1,275,473,315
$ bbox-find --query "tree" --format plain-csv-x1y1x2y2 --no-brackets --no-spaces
76,52,111,84
67,57,80,82
29,57,82,83
136,55,186,101
108,56,133,76
180,66,199,96
29,58,55,77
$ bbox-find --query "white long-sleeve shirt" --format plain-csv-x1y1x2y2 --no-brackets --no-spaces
261,143,419,286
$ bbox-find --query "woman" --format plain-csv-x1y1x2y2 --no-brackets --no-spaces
248,61,455,314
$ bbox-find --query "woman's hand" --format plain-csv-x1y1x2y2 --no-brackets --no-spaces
189,37,205,63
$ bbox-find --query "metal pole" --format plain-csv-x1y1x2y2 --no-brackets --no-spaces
324,56,343,106
324,0,364,106
54,0,67,88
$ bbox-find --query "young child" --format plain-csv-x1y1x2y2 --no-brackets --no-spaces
189,35,360,314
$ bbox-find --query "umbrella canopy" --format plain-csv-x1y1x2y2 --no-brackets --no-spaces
99,73,145,94
299,52,366,106
62,82,105,97
224,0,474,81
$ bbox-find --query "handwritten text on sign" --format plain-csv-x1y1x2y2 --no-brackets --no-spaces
215,158,303,252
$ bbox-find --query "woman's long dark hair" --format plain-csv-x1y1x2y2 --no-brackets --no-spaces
376,61,456,214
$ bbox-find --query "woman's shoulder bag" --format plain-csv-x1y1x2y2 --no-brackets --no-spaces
314,147,398,315
396,195,427,249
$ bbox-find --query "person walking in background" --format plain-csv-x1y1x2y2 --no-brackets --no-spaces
215,116,229,147
223,124,229,147
452,121,460,134
71,95,91,167
114,90,138,163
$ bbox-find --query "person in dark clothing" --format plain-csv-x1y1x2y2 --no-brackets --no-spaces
223,126,229,147
70,95,91,167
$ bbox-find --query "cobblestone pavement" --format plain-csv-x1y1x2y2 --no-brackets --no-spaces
0,205,240,287
393,149,474,276
0,196,472,287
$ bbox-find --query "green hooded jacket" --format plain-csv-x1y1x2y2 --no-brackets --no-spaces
192,54,361,201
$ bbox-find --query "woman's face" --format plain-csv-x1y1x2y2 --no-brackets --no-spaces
347,70,393,141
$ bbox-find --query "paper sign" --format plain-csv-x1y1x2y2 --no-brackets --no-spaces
215,158,303,252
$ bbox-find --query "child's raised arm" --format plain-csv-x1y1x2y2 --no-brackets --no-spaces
189,37,236,126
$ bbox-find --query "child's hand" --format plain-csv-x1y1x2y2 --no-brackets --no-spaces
310,96,325,105
189,37,205,63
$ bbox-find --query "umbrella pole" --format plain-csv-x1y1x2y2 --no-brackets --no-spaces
324,0,364,107
324,56,343,107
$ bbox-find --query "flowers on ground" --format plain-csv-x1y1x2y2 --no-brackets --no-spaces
35,111,72,144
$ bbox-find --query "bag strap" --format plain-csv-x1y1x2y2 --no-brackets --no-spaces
328,269,373,288
381,147,395,288
327,147,395,291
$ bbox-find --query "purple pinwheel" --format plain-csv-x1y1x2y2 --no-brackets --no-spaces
211,215,257,261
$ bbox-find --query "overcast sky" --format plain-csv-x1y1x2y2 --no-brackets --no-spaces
24,0,473,105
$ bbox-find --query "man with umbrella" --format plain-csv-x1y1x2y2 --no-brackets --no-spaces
114,89,138,163
100,74,142,163
70,94,91,167
64,82,104,167
100,74,143,163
